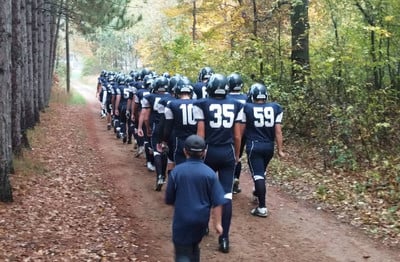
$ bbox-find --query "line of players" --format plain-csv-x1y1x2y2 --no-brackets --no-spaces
95,67,285,254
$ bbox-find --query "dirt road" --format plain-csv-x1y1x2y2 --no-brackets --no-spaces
73,76,400,262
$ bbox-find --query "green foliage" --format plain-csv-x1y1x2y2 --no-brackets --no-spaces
83,0,400,184
70,0,135,34
81,56,101,76
69,91,86,105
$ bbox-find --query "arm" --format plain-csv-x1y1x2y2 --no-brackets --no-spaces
131,101,138,122
196,120,205,138
138,108,151,137
115,95,121,116
233,122,244,162
96,82,101,98
275,124,286,157
212,205,223,236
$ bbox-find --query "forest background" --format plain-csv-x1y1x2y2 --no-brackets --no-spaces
0,0,399,248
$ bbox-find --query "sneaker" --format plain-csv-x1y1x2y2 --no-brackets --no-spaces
122,135,127,143
116,127,121,138
251,207,268,217
135,146,144,158
233,178,241,194
155,175,164,191
107,124,111,131
147,162,155,172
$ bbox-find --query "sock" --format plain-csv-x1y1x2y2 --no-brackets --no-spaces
234,161,241,180
254,179,266,208
221,200,232,239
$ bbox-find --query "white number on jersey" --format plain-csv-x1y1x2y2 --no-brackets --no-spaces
209,104,235,128
253,107,274,127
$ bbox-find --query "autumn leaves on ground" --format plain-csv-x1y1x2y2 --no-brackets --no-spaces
0,80,399,261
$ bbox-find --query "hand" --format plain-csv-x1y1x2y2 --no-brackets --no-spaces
115,109,119,116
278,150,286,158
137,128,144,137
235,155,240,164
214,223,223,236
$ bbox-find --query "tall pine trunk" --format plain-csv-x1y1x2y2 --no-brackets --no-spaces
12,0,23,156
25,0,36,131
0,0,14,202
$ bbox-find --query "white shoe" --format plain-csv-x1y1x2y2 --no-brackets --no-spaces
147,162,155,172
135,146,144,157
251,207,268,217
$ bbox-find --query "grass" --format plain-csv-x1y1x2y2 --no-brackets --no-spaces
69,91,86,105
13,156,48,177
50,84,86,106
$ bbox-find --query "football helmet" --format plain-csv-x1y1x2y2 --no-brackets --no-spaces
249,83,268,101
152,76,169,93
143,75,154,89
206,73,228,97
175,77,193,96
198,67,214,81
227,73,244,92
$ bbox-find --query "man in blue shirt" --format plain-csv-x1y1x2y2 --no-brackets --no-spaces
165,135,226,262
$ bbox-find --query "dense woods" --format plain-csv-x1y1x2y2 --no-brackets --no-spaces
85,0,400,206
1,0,399,242
0,0,132,202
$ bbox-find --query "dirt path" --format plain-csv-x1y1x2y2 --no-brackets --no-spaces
72,76,400,262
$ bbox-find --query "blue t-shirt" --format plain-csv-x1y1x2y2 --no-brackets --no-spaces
165,158,226,245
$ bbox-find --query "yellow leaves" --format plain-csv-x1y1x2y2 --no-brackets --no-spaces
363,25,392,38
384,15,395,22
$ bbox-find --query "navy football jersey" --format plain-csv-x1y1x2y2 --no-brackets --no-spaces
115,83,130,105
243,102,283,142
193,97,244,145
135,87,151,110
226,93,247,105
193,82,207,99
165,99,197,139
142,93,173,125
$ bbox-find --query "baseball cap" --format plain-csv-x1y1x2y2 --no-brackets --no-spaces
184,135,206,152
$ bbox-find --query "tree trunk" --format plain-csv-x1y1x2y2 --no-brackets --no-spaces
25,0,36,131
252,0,257,37
50,0,63,89
20,0,30,150
37,0,45,111
192,0,197,42
31,0,41,123
0,0,14,202
66,2,71,93
43,1,52,106
290,0,310,85
11,0,23,156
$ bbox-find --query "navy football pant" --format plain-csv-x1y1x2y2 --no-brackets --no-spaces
246,141,274,208
204,144,235,239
